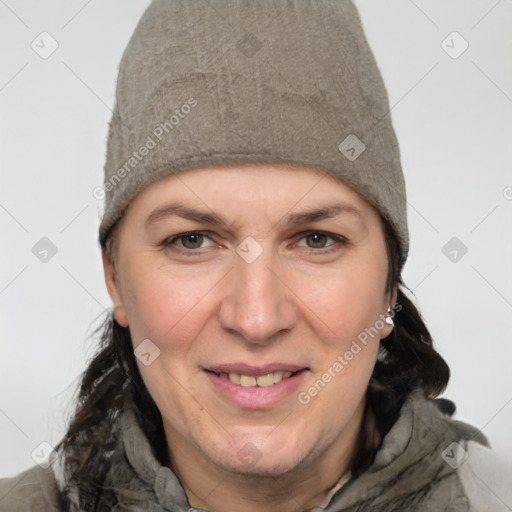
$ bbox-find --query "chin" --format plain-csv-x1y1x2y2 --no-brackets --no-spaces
204,430,312,478
215,450,306,478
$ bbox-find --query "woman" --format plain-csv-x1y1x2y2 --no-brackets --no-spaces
1,1,509,510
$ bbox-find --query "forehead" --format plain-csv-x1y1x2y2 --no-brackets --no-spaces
128,163,376,218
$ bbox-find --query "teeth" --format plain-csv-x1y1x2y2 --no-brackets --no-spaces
256,373,274,387
273,370,284,383
228,373,240,384
240,375,257,387
221,370,295,387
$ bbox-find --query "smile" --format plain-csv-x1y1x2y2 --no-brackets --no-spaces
203,365,309,409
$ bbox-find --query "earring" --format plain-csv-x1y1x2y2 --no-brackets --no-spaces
385,305,394,327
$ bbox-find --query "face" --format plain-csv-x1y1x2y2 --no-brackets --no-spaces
103,164,396,477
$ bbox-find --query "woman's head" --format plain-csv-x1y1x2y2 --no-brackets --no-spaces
92,0,420,475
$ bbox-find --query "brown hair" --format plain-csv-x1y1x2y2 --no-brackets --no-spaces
55,217,450,510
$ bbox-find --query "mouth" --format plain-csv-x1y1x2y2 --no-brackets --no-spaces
203,364,309,409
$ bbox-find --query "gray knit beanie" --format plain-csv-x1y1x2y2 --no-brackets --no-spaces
98,0,408,265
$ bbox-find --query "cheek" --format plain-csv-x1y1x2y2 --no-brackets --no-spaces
299,259,387,345
121,263,218,349
295,263,386,431
120,264,221,416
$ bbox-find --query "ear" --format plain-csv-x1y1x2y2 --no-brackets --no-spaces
389,287,398,311
379,286,398,339
102,249,128,327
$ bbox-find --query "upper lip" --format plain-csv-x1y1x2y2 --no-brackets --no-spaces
205,363,308,376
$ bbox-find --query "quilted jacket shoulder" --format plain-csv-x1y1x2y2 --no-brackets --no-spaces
0,464,60,511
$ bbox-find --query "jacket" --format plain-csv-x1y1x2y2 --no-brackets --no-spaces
1,388,510,511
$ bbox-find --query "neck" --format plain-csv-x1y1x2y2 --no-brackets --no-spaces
165,399,374,512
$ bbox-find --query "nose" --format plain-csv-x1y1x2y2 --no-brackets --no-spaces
218,250,298,345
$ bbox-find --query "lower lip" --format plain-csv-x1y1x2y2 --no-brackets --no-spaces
205,370,309,409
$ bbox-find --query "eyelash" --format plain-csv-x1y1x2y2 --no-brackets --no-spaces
161,230,348,256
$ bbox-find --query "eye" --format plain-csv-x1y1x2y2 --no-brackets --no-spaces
178,233,207,249
163,231,216,252
302,232,331,249
296,231,347,252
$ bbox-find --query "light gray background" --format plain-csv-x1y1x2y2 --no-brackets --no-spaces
1,0,511,479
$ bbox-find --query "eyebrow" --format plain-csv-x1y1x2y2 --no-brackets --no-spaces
144,202,365,230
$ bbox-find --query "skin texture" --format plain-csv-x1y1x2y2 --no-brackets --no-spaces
103,164,397,512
